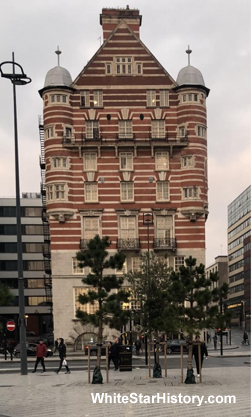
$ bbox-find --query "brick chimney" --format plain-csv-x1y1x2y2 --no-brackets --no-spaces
100,6,142,42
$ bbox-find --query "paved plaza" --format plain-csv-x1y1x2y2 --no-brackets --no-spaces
0,364,250,417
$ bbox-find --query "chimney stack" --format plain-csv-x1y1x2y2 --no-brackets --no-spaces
100,7,142,42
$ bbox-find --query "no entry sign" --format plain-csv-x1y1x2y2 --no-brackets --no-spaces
6,320,15,332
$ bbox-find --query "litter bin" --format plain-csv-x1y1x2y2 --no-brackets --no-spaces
119,345,132,372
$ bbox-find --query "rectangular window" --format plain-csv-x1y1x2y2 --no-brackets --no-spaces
84,153,97,171
65,127,72,138
93,90,103,107
182,186,199,199
106,63,111,74
181,155,193,168
85,182,98,202
147,90,156,107
151,120,165,138
45,126,54,139
197,125,207,138
179,126,186,137
56,95,61,102
157,182,169,201
23,243,43,253
52,157,68,169
74,287,98,314
120,152,133,170
156,216,172,239
121,182,134,201
83,217,99,240
175,256,185,272
86,121,99,139
136,63,142,74
155,152,169,170
22,207,42,217
132,257,142,272
118,121,133,139
24,225,43,235
188,94,192,101
0,206,16,217
0,242,17,253
62,95,67,103
46,184,66,201
160,90,169,107
120,216,136,239
194,94,198,101
80,90,90,107
182,94,186,102
72,258,85,274
23,261,44,271
115,57,132,74
51,95,55,103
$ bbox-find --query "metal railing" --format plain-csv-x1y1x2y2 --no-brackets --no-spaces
153,238,176,250
117,238,140,251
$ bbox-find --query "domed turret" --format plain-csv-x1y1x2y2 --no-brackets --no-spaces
44,65,72,88
176,65,205,87
175,46,209,96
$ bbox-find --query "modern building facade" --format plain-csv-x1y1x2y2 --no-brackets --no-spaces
39,7,210,344
206,255,228,288
227,185,251,327
0,194,52,340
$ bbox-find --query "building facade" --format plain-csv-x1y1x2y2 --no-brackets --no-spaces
39,7,210,344
227,185,251,327
206,255,228,288
0,194,52,341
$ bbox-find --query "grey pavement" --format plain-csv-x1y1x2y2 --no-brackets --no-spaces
0,365,250,417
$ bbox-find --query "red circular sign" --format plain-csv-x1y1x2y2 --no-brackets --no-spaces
6,320,15,332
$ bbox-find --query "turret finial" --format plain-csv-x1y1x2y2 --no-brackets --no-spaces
186,45,192,65
55,46,62,66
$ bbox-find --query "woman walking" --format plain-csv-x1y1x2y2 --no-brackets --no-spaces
54,338,71,374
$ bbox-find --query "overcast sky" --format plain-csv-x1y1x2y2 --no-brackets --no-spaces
0,0,250,266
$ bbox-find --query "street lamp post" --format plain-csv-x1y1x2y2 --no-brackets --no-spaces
143,212,154,365
0,53,31,375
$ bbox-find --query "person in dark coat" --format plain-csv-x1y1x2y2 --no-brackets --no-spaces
54,338,71,374
135,340,141,355
110,337,120,371
193,336,208,377
32,339,47,373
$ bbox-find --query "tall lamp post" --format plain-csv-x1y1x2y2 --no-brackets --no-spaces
0,53,31,375
143,212,153,365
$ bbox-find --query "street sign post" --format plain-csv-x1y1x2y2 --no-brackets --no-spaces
6,320,15,332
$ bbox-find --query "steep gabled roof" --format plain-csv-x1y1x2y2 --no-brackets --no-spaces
72,19,177,86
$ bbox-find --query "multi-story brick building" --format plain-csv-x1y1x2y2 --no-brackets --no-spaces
227,185,251,327
39,7,210,345
0,194,52,340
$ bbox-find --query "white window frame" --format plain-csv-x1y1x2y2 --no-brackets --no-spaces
51,157,68,170
174,256,185,272
74,287,98,314
50,94,68,104
85,182,98,202
182,186,199,200
84,153,97,171
46,183,67,201
83,217,100,240
120,152,133,170
151,120,165,139
135,62,142,75
181,155,194,169
132,256,142,272
197,125,207,138
156,216,173,239
160,90,169,107
118,120,133,139
93,90,103,107
86,121,99,139
155,152,169,170
115,57,132,74
121,182,134,202
119,216,137,239
45,125,54,139
156,181,169,201
80,90,90,107
106,63,111,75
147,90,156,107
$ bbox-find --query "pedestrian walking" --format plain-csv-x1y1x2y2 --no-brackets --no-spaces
135,339,141,355
213,334,218,350
54,338,71,374
193,336,208,377
107,341,112,370
32,339,47,373
243,331,249,345
110,337,120,371
54,338,59,353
